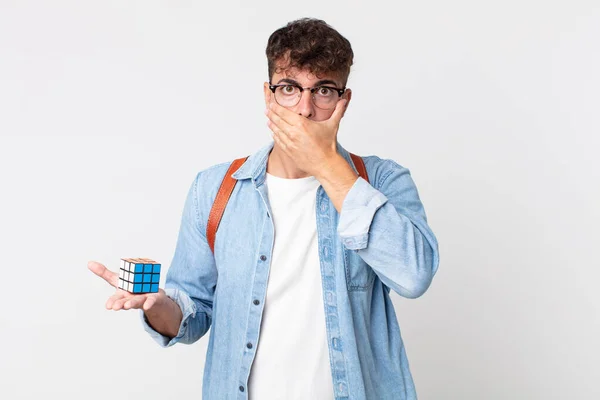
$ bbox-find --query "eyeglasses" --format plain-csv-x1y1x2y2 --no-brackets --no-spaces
269,82,346,110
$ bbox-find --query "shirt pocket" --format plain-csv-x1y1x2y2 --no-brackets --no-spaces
343,248,375,291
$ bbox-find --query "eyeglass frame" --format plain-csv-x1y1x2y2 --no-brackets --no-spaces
268,81,346,109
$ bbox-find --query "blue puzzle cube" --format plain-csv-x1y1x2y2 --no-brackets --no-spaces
118,257,161,294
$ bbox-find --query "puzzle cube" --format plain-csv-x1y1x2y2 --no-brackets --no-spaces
118,257,161,294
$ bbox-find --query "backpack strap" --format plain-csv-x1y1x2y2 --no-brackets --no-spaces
349,153,369,184
206,152,368,254
206,156,248,254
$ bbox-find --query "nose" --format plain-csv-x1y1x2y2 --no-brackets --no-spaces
295,89,314,119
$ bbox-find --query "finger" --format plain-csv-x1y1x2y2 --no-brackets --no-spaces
88,260,118,288
268,101,299,125
269,123,292,152
265,108,292,131
123,295,148,310
105,290,128,309
271,132,289,157
267,119,291,142
328,98,348,124
111,294,132,311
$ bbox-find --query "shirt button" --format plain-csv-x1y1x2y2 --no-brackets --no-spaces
239,385,245,392
260,255,267,261
246,342,253,349
253,299,260,305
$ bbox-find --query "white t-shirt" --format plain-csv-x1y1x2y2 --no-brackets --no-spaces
247,172,334,400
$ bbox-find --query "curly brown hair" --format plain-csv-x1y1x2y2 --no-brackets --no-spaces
266,18,354,86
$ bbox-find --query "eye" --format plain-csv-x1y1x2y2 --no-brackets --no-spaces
279,85,297,95
316,87,333,96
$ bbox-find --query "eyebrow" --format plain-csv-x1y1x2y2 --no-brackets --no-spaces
276,78,341,87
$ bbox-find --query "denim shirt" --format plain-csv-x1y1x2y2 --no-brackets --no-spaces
141,140,440,400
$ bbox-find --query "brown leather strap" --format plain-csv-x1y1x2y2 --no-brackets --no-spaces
206,156,248,254
207,152,368,254
349,152,369,183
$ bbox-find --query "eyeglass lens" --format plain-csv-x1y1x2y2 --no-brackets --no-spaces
274,86,340,110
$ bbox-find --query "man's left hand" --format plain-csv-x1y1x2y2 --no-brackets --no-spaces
265,99,348,177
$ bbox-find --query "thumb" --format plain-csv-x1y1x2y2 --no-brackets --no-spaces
329,99,348,124
143,295,158,311
88,260,118,288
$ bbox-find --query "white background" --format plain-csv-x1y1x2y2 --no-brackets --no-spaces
0,1,598,399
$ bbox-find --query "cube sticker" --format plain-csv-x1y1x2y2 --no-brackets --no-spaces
118,257,161,294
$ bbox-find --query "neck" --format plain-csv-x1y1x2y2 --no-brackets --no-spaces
266,143,311,179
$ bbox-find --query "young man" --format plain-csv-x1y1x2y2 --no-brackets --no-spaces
89,18,439,400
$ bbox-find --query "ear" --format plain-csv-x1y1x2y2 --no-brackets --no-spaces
263,82,273,109
343,88,352,105
341,88,352,117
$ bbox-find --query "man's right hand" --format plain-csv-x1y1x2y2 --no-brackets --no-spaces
87,260,167,311
88,260,183,338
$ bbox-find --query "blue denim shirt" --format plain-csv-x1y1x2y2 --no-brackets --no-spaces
141,140,440,399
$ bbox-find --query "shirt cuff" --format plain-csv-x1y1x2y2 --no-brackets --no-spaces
139,287,197,347
337,176,388,250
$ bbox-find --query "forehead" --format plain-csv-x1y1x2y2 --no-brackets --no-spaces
273,66,341,85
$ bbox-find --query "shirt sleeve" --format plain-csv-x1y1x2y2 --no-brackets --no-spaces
336,160,440,298
139,288,198,347
140,171,217,346
336,176,389,250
